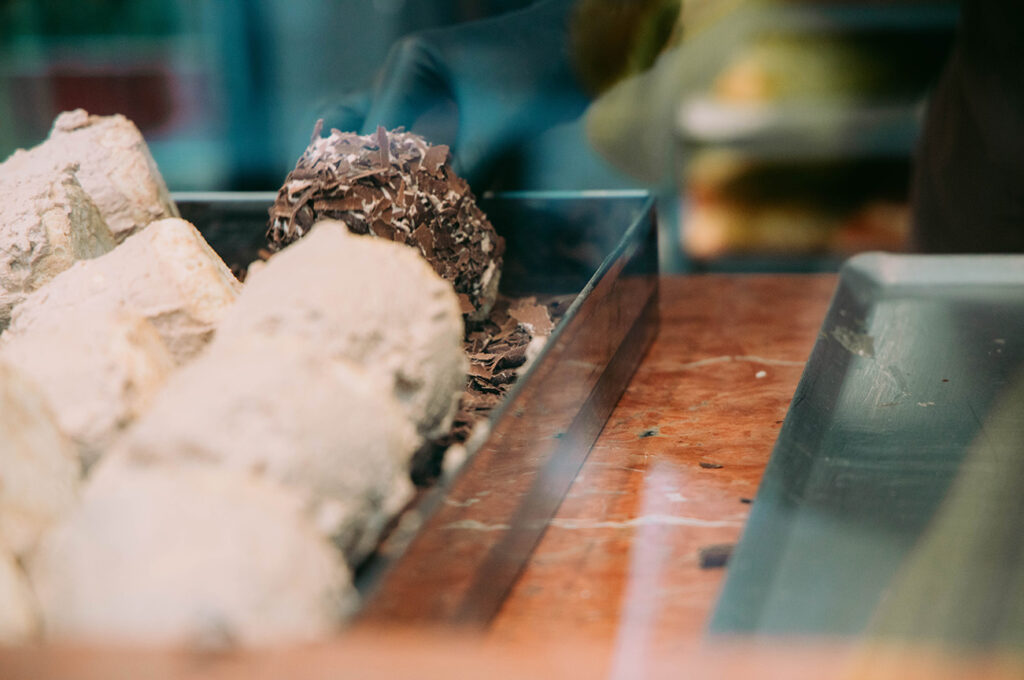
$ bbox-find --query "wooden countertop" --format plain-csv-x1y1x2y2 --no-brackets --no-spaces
7,274,1021,678
490,274,837,644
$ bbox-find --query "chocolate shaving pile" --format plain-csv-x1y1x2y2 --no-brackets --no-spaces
267,122,504,319
411,293,574,485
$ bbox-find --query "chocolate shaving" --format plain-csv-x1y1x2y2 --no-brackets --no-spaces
376,125,390,166
422,144,449,174
412,224,434,259
508,297,554,336
456,294,475,316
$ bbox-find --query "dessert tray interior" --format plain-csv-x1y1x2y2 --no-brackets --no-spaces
176,189,660,627
711,253,1024,649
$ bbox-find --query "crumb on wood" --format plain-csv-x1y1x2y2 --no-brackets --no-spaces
699,543,734,569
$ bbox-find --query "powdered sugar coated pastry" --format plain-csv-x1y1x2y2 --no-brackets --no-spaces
267,124,504,321
0,543,38,643
30,459,354,647
1,307,176,470
0,162,115,329
118,333,419,566
6,218,241,364
0,359,79,558
2,109,177,242
219,220,467,442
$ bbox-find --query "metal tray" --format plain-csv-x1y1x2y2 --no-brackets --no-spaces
174,189,660,628
710,253,1024,647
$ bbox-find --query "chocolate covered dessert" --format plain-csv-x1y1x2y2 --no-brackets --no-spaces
267,123,504,320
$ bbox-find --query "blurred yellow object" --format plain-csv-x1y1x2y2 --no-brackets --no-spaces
683,199,908,258
570,0,682,95
712,34,894,104
683,149,909,258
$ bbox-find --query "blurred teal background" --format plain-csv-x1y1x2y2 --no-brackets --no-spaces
0,1,958,271
0,0,532,190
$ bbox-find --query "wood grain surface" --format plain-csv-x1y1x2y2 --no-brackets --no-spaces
490,274,835,645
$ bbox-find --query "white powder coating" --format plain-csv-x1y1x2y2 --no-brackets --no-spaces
2,109,178,242
0,359,79,558
1,307,176,470
30,459,354,647
119,334,418,566
0,544,38,643
217,220,467,441
0,163,116,329
6,218,241,364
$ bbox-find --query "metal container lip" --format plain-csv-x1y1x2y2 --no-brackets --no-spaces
476,191,655,435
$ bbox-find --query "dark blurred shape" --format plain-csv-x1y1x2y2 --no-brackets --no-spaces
699,543,735,569
911,0,1024,253
569,0,681,95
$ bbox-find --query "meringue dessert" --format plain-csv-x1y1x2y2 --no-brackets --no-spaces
0,162,115,328
1,109,177,242
5,217,241,364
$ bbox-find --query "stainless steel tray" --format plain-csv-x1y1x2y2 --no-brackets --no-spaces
174,189,659,628
710,253,1024,647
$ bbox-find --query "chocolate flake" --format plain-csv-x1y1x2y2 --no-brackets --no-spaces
422,144,449,174
456,294,475,316
508,297,554,336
